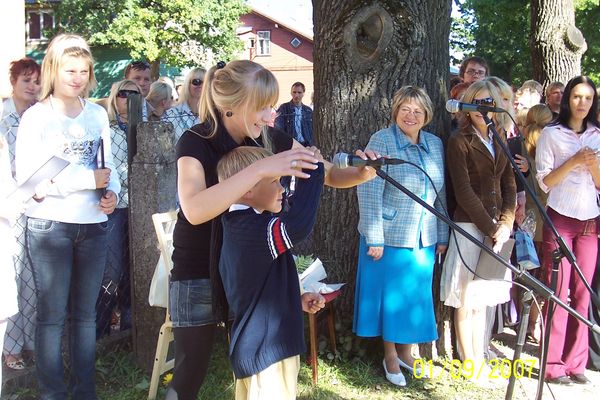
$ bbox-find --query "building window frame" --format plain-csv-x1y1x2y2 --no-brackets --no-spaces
27,9,55,42
256,30,271,56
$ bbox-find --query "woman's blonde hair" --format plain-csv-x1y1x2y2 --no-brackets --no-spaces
146,81,173,108
40,34,96,100
199,60,279,141
106,79,142,122
524,104,553,157
457,80,505,134
217,146,273,182
485,76,514,132
390,86,434,126
178,67,206,111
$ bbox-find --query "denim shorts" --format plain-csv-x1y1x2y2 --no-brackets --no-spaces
169,278,215,327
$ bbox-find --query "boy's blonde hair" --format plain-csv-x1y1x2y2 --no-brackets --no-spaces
217,146,273,182
40,33,96,100
199,60,278,145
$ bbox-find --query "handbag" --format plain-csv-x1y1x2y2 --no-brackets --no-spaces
148,253,169,308
514,228,540,270
475,236,515,280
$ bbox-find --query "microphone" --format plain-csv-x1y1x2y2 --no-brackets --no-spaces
333,152,405,169
446,99,506,113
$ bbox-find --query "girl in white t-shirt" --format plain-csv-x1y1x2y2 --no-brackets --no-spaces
15,33,120,399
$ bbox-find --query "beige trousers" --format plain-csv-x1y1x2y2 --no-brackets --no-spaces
235,355,300,400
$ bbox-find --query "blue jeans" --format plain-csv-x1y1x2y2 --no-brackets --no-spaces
27,218,109,400
169,279,214,327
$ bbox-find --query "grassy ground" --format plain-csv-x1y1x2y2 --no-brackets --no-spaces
4,327,599,399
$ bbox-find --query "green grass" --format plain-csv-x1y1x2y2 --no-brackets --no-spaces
3,333,541,400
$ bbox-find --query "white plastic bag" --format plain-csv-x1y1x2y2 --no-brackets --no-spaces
148,254,169,308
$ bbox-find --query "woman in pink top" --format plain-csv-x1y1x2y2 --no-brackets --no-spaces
535,75,600,385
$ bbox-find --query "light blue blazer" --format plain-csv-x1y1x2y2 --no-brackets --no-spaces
357,124,449,249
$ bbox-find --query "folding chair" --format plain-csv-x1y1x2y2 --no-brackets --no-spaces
148,210,178,400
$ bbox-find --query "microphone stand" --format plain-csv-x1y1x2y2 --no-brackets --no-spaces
480,112,600,400
373,167,600,399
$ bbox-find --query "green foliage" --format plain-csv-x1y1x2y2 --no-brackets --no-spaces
452,0,600,85
453,0,531,85
53,0,247,68
295,254,315,274
577,0,600,83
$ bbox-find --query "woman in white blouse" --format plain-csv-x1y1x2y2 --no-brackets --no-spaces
535,75,600,386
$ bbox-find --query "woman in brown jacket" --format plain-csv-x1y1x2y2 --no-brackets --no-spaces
440,80,516,385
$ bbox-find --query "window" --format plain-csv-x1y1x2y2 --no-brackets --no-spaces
256,31,271,56
290,37,302,48
28,10,54,41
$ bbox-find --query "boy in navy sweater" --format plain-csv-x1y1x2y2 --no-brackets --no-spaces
217,146,325,400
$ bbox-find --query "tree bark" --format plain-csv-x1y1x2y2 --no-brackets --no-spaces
530,0,587,88
312,0,452,357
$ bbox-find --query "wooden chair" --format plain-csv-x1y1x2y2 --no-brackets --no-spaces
148,210,178,400
307,289,342,385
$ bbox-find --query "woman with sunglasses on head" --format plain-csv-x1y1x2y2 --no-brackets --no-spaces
164,68,205,141
15,33,120,399
95,79,141,338
166,59,377,400
441,80,516,386
1,57,41,372
535,76,600,386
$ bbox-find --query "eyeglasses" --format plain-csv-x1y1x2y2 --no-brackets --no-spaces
465,68,486,77
398,107,425,118
191,79,203,86
117,89,140,98
472,97,496,107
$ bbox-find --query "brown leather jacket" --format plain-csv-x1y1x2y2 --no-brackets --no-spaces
446,128,516,237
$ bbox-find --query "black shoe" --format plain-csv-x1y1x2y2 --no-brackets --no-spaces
569,374,591,385
545,376,574,385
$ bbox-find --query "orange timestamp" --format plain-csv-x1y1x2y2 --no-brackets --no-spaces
413,358,538,380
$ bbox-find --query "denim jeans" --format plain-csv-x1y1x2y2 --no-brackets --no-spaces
169,279,214,327
27,218,109,400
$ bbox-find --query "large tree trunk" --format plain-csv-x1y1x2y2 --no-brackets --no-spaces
530,0,587,87
312,0,452,357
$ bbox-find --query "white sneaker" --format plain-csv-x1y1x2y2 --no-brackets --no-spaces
383,359,407,386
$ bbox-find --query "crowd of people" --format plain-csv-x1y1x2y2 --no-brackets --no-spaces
2,32,600,399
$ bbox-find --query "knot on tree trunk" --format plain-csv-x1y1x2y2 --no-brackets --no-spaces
563,25,587,54
344,5,394,70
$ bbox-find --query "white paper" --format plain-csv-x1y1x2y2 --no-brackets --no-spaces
298,258,345,294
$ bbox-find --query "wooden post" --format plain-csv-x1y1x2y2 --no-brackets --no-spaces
129,121,177,371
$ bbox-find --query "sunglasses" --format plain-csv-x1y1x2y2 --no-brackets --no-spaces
191,78,203,86
472,97,495,107
117,89,140,98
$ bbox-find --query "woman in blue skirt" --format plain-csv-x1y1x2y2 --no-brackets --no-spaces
355,86,448,386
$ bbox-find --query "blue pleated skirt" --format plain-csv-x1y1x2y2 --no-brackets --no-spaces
353,236,438,344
